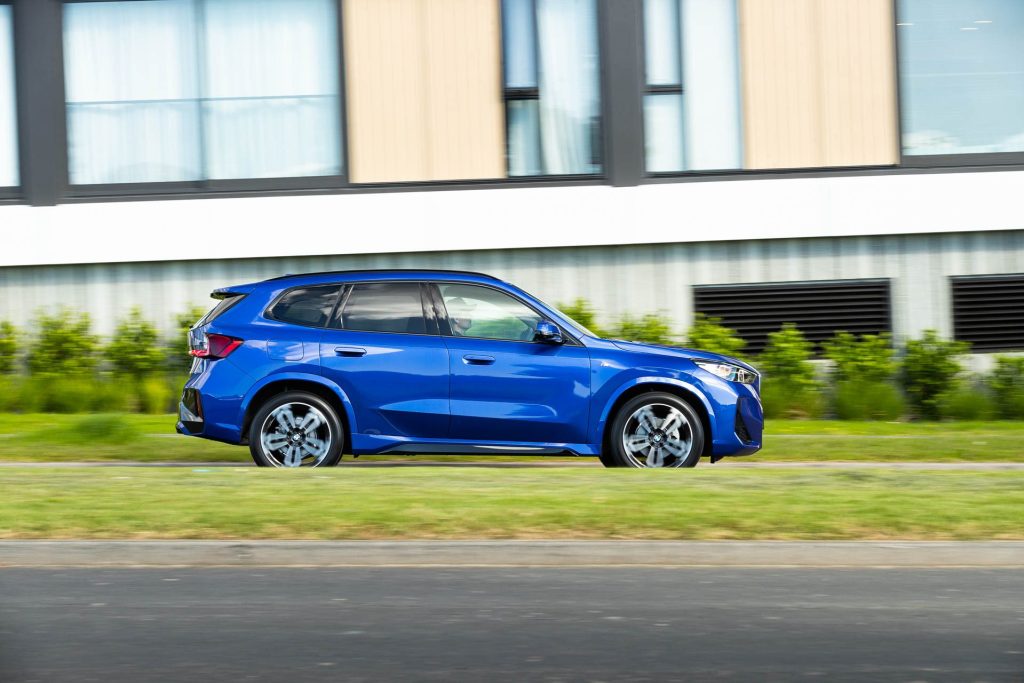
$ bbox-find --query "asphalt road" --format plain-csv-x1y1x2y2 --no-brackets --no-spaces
1,568,1022,682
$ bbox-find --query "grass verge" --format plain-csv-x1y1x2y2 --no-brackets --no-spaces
0,414,1022,463
0,467,1020,540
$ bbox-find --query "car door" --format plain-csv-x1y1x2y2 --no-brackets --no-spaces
430,282,591,445
319,282,450,440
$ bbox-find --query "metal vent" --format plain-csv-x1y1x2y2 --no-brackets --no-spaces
951,274,1024,352
693,279,892,355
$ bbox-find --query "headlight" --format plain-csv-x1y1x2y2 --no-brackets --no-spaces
695,361,758,385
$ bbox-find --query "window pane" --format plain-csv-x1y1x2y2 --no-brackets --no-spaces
502,0,538,89
899,0,1024,155
202,0,341,179
536,0,600,175
341,283,427,335
0,4,17,187
268,286,339,328
64,0,200,184
507,99,542,177
440,284,542,342
644,0,681,86
680,0,742,170
644,93,685,173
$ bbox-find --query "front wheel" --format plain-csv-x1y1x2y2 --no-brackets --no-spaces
248,391,344,467
603,392,704,468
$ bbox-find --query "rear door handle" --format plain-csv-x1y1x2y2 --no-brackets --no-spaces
462,354,495,365
335,346,367,357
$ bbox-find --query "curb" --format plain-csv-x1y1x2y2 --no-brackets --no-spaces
1,541,1022,568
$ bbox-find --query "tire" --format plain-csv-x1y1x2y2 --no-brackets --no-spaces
603,392,704,468
248,391,344,468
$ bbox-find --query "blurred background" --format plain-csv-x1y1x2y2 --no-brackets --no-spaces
0,0,1021,421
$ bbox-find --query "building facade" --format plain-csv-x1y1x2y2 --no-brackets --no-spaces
1,0,1022,353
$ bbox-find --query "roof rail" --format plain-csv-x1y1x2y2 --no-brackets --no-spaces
263,269,499,282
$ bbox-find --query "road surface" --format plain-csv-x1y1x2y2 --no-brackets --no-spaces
1,567,1021,682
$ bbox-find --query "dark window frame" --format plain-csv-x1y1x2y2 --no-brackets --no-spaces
0,0,17,199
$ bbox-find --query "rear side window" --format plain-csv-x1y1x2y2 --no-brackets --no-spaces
337,283,428,334
267,286,341,328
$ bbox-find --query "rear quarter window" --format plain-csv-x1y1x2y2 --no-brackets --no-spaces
197,294,246,327
266,286,342,328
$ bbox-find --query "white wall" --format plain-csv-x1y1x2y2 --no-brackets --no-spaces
4,169,1024,268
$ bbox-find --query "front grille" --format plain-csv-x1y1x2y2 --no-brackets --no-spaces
693,279,892,355
951,274,1024,352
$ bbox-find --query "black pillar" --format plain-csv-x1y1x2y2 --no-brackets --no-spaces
13,0,67,206
598,0,645,188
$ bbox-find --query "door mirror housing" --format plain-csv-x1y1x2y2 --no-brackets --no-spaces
534,320,564,344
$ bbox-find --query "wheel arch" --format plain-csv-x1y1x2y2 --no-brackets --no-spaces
598,379,716,459
239,374,355,449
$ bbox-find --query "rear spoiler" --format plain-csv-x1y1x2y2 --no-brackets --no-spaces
211,284,257,300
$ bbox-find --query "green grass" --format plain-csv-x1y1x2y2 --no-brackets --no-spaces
0,467,1020,540
0,414,1022,463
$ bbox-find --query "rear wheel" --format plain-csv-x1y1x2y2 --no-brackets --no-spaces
248,391,344,467
603,392,704,468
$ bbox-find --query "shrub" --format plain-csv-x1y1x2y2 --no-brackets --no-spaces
557,298,607,338
901,330,969,420
167,305,208,373
938,380,996,421
9,375,129,414
685,314,746,358
0,321,17,374
758,324,823,418
822,332,898,383
138,375,177,415
833,380,906,420
612,313,674,345
988,355,1024,420
108,308,165,379
26,309,99,377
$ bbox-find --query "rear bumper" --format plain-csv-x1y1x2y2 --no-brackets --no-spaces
177,358,251,445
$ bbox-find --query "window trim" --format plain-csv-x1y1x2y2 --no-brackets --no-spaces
0,0,17,196
429,281,582,346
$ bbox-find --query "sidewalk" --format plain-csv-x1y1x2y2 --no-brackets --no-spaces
2,540,1022,568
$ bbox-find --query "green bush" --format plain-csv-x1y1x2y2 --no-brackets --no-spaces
988,355,1024,420
137,375,177,415
8,375,130,414
938,380,996,421
758,324,823,418
612,313,674,345
685,314,746,358
167,305,207,373
26,309,99,377
833,380,906,420
901,330,969,420
822,332,898,383
107,308,165,379
557,298,607,338
0,321,17,374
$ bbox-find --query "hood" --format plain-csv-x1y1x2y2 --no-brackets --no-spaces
610,340,759,374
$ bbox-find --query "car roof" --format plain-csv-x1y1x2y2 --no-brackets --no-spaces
255,269,502,288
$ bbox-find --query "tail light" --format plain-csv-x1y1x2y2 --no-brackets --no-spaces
190,333,243,359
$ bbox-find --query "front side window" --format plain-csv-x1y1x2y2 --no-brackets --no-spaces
338,283,428,335
642,0,742,173
440,284,543,341
501,0,601,177
267,286,340,328
0,3,17,187
898,0,1024,157
63,0,341,185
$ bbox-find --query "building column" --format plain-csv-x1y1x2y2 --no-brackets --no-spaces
598,0,645,188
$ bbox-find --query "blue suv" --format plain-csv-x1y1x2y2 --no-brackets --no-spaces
178,270,762,468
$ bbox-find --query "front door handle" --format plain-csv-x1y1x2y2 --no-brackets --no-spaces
335,346,367,357
462,354,495,366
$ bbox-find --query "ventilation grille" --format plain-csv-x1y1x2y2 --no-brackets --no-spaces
693,279,892,355
951,274,1024,352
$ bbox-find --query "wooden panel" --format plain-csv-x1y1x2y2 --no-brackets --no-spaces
739,0,898,169
423,0,506,180
344,0,505,183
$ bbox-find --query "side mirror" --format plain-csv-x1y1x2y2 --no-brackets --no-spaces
534,320,564,344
